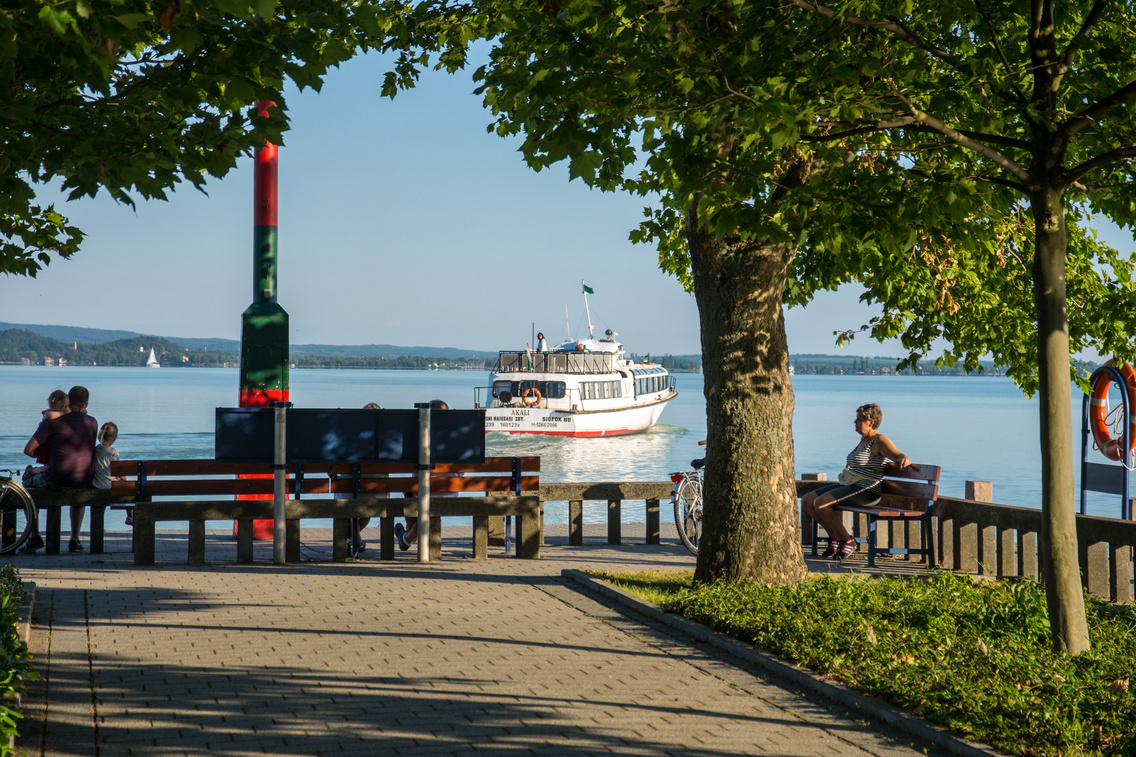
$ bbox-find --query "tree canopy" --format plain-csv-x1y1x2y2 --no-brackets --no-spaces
378,0,1136,652
1,0,384,275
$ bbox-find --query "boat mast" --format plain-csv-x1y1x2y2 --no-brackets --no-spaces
582,280,595,340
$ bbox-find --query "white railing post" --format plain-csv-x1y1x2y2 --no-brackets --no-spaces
272,401,289,565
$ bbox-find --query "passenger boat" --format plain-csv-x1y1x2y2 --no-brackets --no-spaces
475,284,678,437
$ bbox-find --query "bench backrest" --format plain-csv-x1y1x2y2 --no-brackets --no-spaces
109,458,540,501
876,462,941,514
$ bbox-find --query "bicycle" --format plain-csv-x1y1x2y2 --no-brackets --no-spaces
671,441,707,555
0,471,37,554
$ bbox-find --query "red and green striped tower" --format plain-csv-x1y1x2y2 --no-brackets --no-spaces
239,100,289,540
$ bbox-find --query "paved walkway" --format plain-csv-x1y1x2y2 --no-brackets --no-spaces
14,525,950,757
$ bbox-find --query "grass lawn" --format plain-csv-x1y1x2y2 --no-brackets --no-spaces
588,569,1135,757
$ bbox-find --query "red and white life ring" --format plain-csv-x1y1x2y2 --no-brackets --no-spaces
522,387,542,407
1089,363,1136,461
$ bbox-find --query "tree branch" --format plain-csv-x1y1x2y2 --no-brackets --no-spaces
1055,0,1110,82
1064,142,1136,187
788,0,961,68
889,90,1031,185
973,0,1028,104
1063,78,1136,138
806,118,1031,152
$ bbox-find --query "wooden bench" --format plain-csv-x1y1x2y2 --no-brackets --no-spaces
30,457,541,564
21,487,118,555
809,462,941,567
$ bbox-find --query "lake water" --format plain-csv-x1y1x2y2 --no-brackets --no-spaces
0,365,1128,525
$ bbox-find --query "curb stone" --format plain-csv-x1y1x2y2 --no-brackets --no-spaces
560,568,1013,757
19,581,35,646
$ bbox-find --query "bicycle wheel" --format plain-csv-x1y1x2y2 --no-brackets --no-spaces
673,475,703,555
0,479,34,554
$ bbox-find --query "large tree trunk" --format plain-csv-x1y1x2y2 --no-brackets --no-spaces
687,204,807,585
1032,189,1090,654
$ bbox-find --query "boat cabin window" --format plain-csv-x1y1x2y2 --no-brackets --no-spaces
581,380,621,400
634,369,669,395
495,380,566,400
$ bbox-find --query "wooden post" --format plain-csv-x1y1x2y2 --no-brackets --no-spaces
569,500,583,545
966,480,993,502
645,498,660,544
607,498,621,544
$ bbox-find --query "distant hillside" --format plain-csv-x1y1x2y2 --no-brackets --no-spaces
0,322,144,344
0,322,498,360
0,329,236,367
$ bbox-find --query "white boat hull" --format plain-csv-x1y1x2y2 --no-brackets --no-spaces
484,397,670,437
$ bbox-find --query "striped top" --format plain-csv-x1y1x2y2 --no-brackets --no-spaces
845,436,887,490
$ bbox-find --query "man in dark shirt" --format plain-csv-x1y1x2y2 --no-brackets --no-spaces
23,385,99,553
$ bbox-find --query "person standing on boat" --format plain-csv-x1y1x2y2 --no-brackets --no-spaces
395,399,451,551
800,403,910,560
537,332,547,352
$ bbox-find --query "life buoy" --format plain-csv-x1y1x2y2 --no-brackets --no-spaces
522,387,542,407
1089,363,1136,461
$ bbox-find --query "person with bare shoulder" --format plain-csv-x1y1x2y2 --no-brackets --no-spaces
800,403,910,561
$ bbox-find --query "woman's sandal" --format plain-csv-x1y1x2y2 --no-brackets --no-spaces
834,538,859,560
821,538,838,558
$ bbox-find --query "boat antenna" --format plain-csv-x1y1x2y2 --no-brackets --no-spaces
582,280,595,340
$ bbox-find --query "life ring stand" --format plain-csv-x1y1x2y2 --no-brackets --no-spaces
1089,363,1136,461
522,387,542,407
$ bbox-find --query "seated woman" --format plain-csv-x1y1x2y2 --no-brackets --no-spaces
801,402,909,560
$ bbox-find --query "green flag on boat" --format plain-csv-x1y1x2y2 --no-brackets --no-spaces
582,283,594,294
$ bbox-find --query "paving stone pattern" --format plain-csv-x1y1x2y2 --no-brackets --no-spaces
15,526,947,757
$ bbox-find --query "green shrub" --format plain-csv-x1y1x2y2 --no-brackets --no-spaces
0,563,35,755
592,570,1135,756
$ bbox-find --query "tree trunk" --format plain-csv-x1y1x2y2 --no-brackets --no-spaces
1032,189,1090,654
687,204,807,585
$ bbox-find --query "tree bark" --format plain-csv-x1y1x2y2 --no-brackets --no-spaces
687,203,808,585
1032,189,1090,654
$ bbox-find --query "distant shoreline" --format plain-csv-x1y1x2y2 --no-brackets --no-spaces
0,361,1023,377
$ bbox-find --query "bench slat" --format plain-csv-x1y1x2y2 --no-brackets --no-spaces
881,480,938,500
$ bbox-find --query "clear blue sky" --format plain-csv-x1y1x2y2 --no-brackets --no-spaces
2,51,1130,359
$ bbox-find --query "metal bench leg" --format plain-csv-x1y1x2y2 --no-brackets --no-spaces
867,517,878,568
925,515,936,567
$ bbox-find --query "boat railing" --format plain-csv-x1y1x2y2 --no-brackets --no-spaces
496,351,619,375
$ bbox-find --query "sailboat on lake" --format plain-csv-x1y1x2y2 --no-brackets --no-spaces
146,348,160,368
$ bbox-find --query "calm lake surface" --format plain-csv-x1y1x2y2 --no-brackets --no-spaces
0,365,1126,524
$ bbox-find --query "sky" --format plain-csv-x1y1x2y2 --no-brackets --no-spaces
2,51,1132,359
